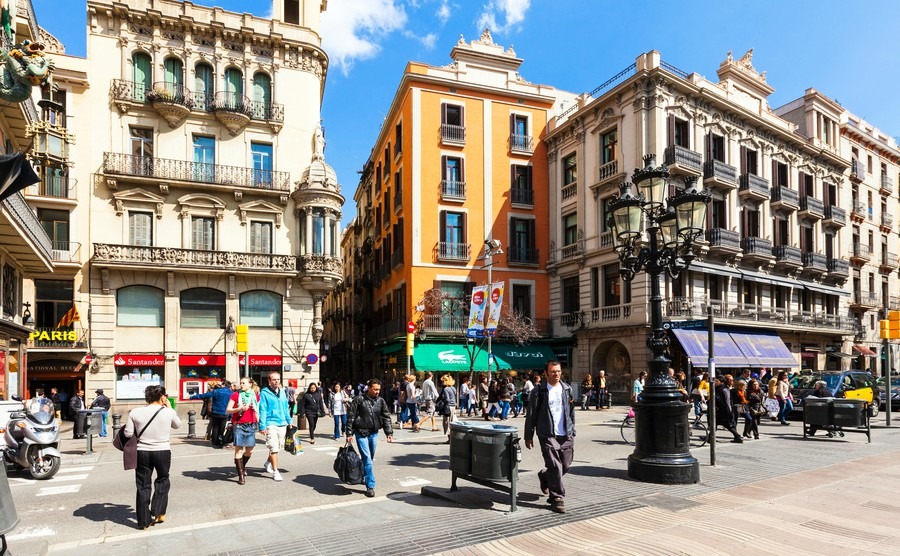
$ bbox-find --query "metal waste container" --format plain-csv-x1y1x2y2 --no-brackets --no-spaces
470,423,519,482
833,398,866,427
448,421,474,475
0,463,19,538
803,397,832,426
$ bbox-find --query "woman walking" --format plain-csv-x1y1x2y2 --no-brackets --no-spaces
745,379,764,439
775,371,793,425
458,377,471,417
330,382,349,440
404,374,420,432
299,383,328,444
227,377,259,486
439,374,458,442
124,385,182,529
733,379,753,439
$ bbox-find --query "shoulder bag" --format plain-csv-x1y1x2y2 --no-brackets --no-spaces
113,407,164,471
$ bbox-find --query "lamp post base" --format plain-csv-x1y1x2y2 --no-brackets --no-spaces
627,400,699,485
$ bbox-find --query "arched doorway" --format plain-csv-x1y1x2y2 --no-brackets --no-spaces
591,340,632,395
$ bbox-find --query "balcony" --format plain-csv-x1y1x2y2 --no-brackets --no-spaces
738,173,770,202
826,258,849,280
850,159,865,183
666,298,856,333
507,247,539,266
51,241,81,264
436,242,470,262
823,205,846,229
702,159,738,190
850,290,879,310
881,174,894,196
850,200,867,222
391,249,403,268
590,304,637,323
881,212,893,232
664,145,702,175
102,152,291,192
440,180,466,201
705,228,741,256
798,196,824,221
393,187,403,211
510,134,534,153
27,327,88,349
111,79,149,107
25,175,75,201
561,182,577,202
770,186,799,212
850,242,871,264
741,236,774,264
146,81,194,127
598,160,619,183
212,92,252,135
801,252,827,274
0,192,54,272
773,245,803,270
880,252,900,272
92,243,298,274
440,124,466,145
891,296,900,311
511,187,534,206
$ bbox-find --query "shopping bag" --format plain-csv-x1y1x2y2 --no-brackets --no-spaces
333,441,365,485
284,425,299,455
765,398,780,419
292,430,304,455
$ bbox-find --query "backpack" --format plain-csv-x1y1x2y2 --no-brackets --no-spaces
333,441,365,485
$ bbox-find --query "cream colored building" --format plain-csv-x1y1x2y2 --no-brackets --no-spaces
64,0,342,412
546,51,857,392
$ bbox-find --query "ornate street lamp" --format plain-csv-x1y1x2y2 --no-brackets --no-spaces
608,154,710,484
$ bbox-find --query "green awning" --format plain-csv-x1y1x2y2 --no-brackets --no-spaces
412,343,489,372
492,344,556,370
376,342,405,355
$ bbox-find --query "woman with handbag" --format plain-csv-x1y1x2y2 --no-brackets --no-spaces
227,377,260,486
123,385,182,529
300,383,328,444
330,382,349,440
745,379,764,439
775,371,794,425
733,379,753,439
439,374,458,442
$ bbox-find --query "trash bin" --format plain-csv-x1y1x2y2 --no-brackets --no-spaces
448,421,474,475
470,423,519,482
804,397,832,426
79,409,104,436
0,463,19,537
833,398,866,427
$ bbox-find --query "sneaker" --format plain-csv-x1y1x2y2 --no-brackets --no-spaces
550,498,566,514
265,461,274,474
538,471,548,495
365,488,375,498
273,471,283,482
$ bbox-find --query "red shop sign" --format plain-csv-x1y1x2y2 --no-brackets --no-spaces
115,354,166,367
238,355,283,367
178,354,227,367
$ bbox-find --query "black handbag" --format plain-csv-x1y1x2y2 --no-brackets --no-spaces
333,441,365,485
222,423,234,445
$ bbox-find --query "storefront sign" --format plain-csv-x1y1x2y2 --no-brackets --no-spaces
238,355,283,366
114,354,166,367
29,330,77,342
178,355,226,366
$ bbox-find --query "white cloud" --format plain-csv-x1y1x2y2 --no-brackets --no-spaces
476,0,530,34
321,0,408,75
436,0,451,23
402,30,439,49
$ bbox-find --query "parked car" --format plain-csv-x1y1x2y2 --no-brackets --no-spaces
876,376,900,410
791,370,880,417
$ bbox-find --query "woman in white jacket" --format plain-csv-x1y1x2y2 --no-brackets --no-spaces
330,382,349,440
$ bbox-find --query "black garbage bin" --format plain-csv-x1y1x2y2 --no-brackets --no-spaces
833,398,866,428
83,409,105,436
73,409,87,438
448,421,473,475
804,397,832,427
470,424,519,482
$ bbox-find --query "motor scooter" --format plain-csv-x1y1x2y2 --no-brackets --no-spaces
0,396,62,480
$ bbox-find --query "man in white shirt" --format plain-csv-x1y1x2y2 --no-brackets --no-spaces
524,360,575,514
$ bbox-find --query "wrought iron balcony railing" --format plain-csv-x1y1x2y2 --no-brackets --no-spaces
664,145,702,172
440,180,466,200
103,152,291,190
882,174,894,195
703,159,738,184
823,205,846,226
51,241,81,263
511,187,534,205
852,242,871,260
771,186,799,209
249,100,285,122
510,134,534,152
827,258,849,277
26,175,74,199
773,245,802,265
507,246,539,265
802,252,827,271
706,228,741,249
799,196,824,218
741,236,773,257
440,124,466,144
437,242,470,262
212,91,252,117
146,81,194,109
851,159,865,181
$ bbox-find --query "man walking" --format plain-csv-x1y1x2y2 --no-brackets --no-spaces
89,389,111,437
525,360,575,514
257,372,291,481
190,381,233,447
346,378,393,497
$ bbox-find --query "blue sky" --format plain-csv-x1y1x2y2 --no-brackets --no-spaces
34,0,900,228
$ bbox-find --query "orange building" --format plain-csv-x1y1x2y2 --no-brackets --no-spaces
341,30,576,381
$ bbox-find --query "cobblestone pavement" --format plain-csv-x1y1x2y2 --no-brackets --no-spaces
22,411,900,555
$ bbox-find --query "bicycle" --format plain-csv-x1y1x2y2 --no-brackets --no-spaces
620,407,708,448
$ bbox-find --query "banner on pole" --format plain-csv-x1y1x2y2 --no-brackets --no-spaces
467,285,488,336
486,282,504,331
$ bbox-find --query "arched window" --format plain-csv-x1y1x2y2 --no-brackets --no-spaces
117,285,164,327
180,288,225,328
252,72,271,119
239,290,282,328
132,51,152,102
164,57,183,87
224,67,243,108
194,62,214,111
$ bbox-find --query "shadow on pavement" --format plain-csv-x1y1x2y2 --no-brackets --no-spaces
73,502,133,526
567,464,628,479
386,491,457,508
293,473,355,496
386,452,449,470
182,466,236,482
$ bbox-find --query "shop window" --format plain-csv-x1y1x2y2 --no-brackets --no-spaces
117,285,164,327
180,288,225,328
239,290,282,328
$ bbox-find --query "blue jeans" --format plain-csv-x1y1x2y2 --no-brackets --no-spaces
459,397,470,415
499,400,511,420
333,414,347,439
778,397,793,423
100,411,108,436
405,402,419,424
354,433,378,489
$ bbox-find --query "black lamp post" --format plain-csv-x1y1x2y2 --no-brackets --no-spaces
609,154,710,484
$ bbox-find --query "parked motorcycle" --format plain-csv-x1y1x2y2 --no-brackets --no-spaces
0,396,61,480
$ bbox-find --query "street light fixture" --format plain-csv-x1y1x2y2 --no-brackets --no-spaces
225,316,236,340
608,153,710,485
482,239,503,385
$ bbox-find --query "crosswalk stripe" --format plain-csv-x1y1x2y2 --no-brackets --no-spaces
37,485,81,496
398,477,431,487
49,474,88,482
57,466,94,473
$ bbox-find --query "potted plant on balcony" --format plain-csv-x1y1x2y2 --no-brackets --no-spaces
148,83,193,128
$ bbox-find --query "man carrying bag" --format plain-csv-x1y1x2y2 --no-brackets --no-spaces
345,378,393,498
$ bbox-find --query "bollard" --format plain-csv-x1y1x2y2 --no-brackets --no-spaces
84,412,94,455
111,413,122,439
187,410,196,438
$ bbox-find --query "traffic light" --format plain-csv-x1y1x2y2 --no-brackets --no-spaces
406,332,415,356
879,311,900,340
236,324,249,352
